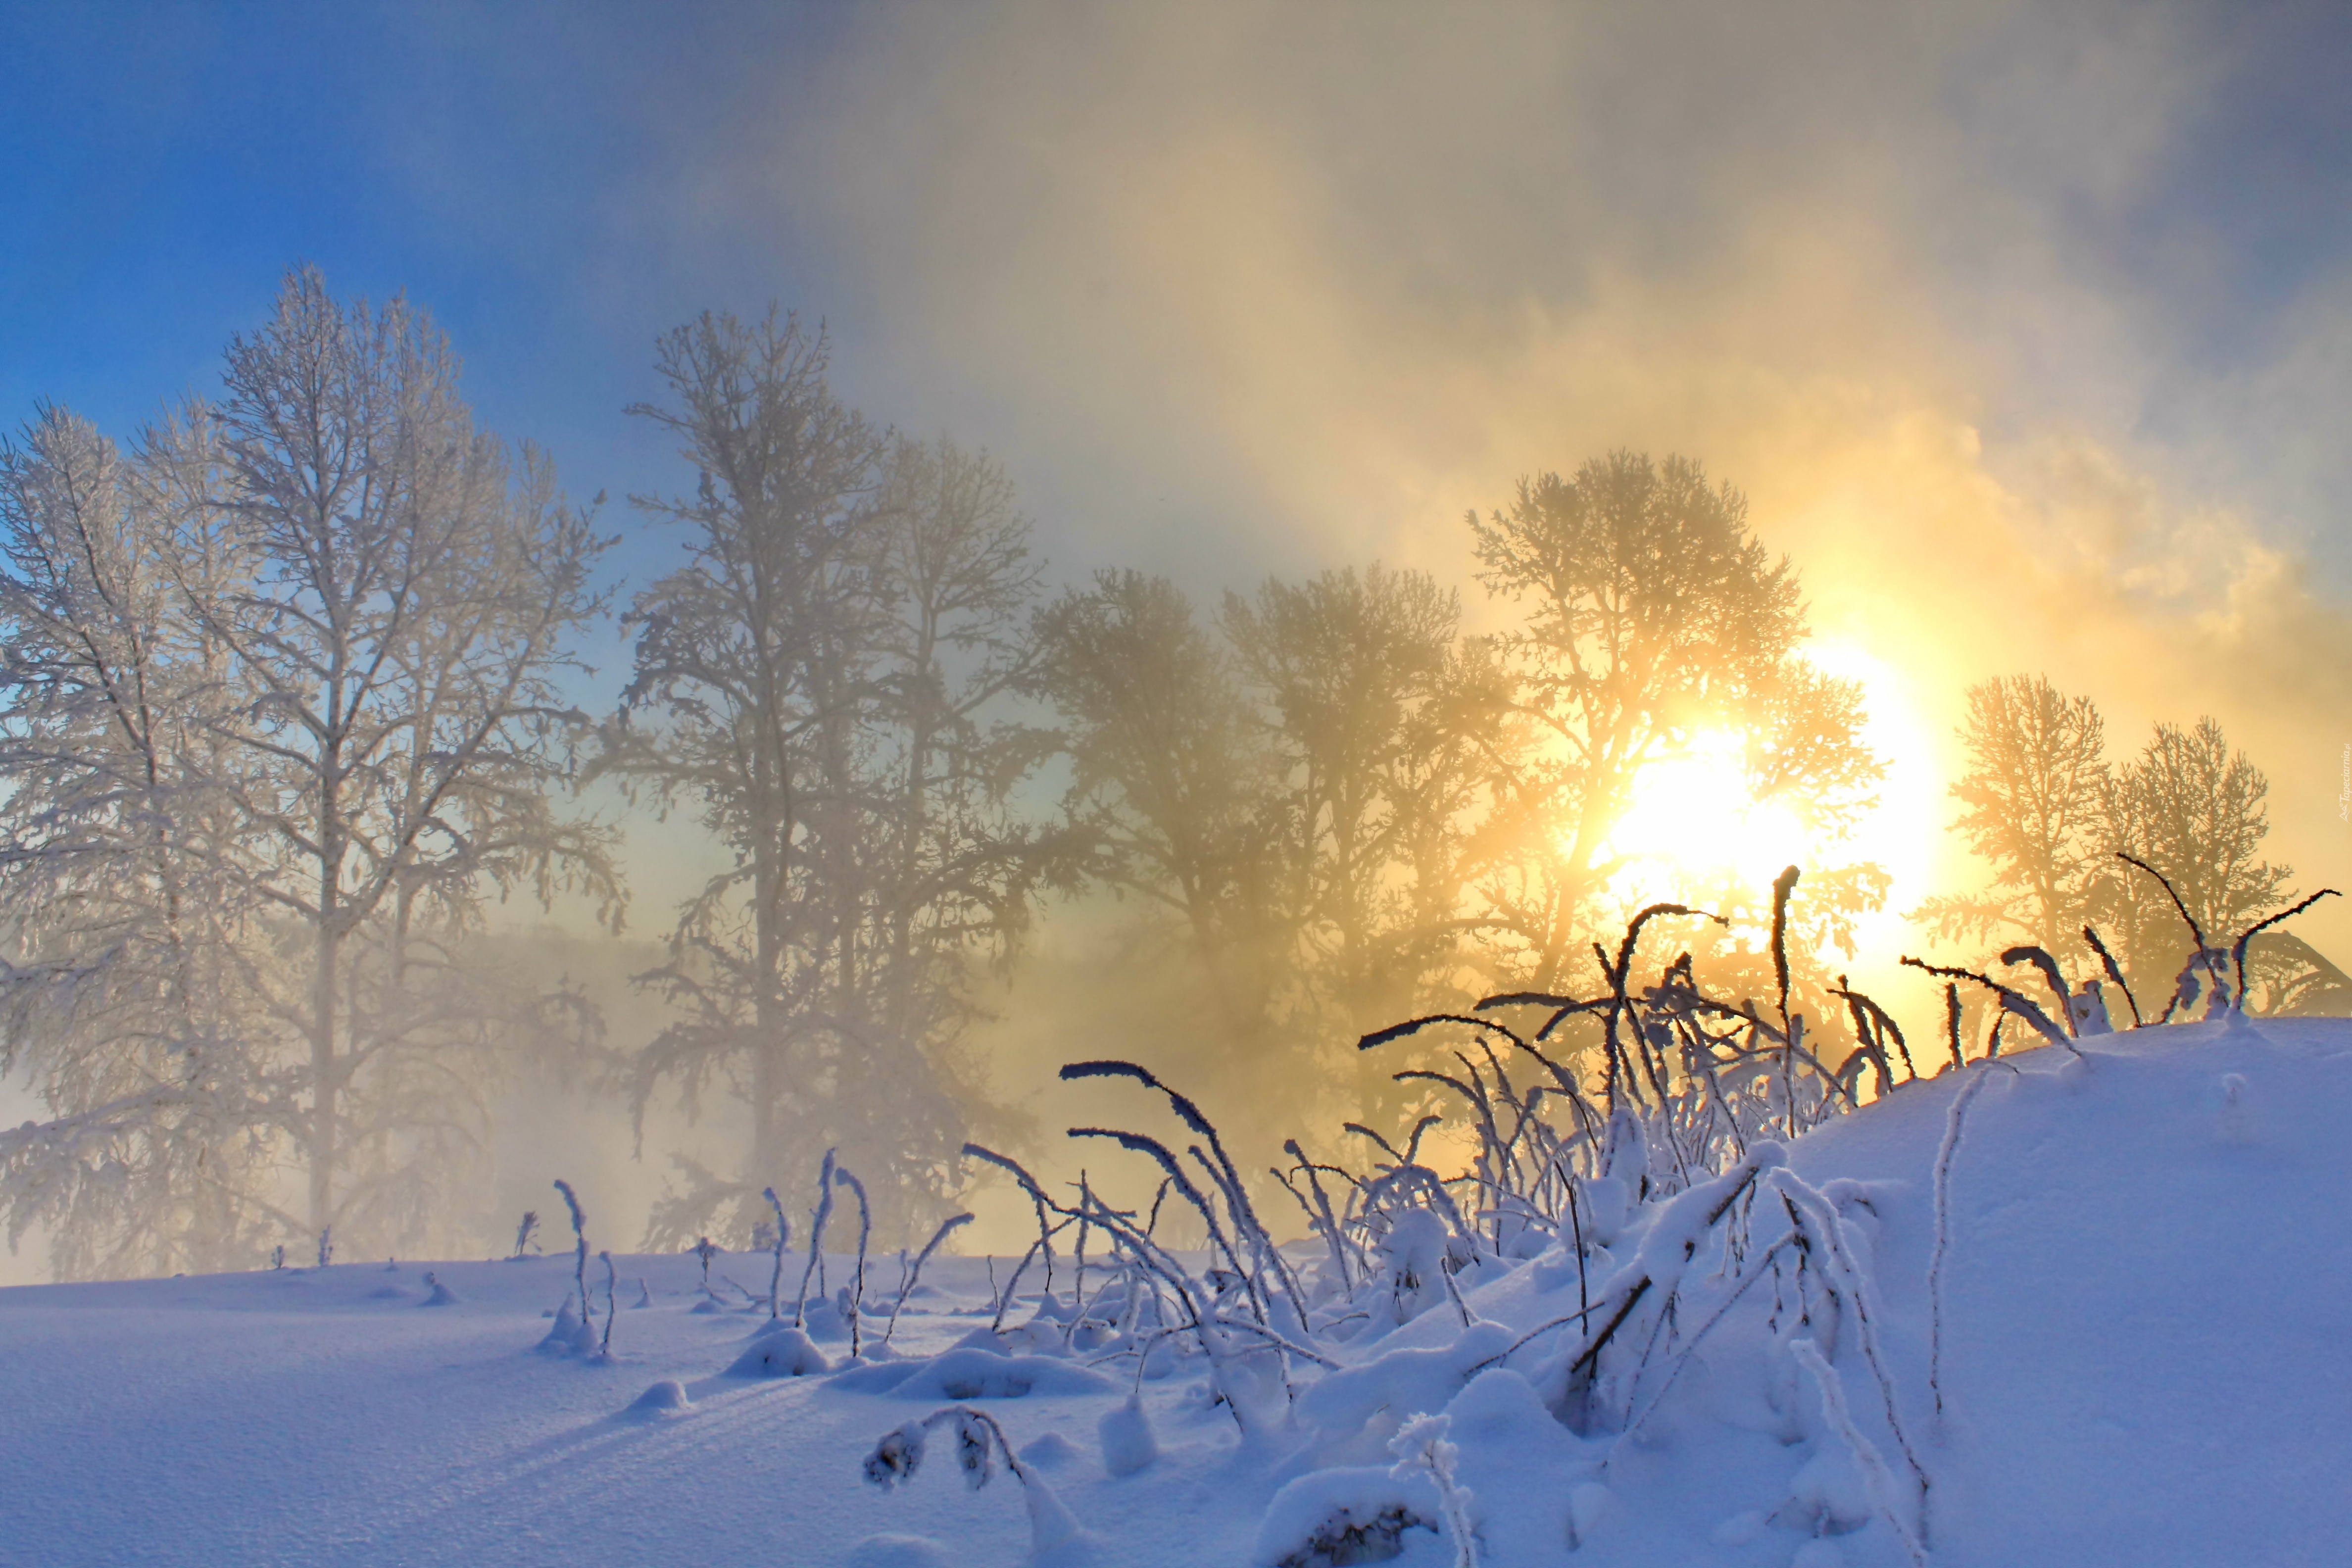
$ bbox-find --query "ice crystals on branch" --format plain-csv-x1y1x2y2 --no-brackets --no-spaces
863,1421,928,1491
0,266,617,1275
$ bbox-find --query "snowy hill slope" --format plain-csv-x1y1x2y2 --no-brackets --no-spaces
4,1018,2349,1568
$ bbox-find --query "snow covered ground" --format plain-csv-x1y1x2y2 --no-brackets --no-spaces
5,1017,2350,1567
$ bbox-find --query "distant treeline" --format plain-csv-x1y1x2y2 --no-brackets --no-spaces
0,269,2329,1279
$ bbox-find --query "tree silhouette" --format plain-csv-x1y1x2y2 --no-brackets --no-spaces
2096,716,2292,994
1920,675,2108,956
1928,681,2331,1014
601,310,1047,1246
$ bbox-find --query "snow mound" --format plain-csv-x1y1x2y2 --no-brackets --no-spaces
1096,1395,1158,1476
1296,1321,1513,1437
626,1379,691,1419
1431,1367,1599,1557
725,1325,830,1378
833,1346,1116,1401
1018,1430,1079,1470
800,1294,855,1342
535,1302,598,1356
843,1535,954,1568
1251,1467,1441,1568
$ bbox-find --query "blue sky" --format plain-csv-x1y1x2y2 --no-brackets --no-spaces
3,4,872,591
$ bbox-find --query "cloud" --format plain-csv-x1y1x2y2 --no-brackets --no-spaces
728,0,2352,966
394,0,2347,1191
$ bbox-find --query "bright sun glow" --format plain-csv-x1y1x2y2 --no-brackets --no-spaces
1598,729,1812,905
1596,641,1942,967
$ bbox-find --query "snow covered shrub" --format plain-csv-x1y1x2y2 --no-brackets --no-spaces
794,1148,838,1329
1026,1097,1328,1435
1252,1468,1441,1568
510,1210,540,1260
1903,956,2075,1058
854,869,2352,1563
833,1162,874,1356
1345,891,1898,1294
1387,1414,1480,1568
553,1180,590,1303
960,1142,1075,1332
761,1186,790,1319
1495,1143,1896,1443
882,1211,972,1351
1061,1060,1307,1320
871,860,2352,1565
1791,1339,1926,1567
1365,1207,1461,1330
862,1405,1086,1560
543,1179,600,1357
2106,852,2342,1026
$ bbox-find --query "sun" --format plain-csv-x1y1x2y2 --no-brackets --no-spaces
1592,641,1939,954
1597,729,1813,911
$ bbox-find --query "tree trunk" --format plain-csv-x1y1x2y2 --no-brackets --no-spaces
309,918,339,1237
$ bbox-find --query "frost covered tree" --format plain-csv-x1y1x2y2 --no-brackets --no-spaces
0,268,616,1276
604,310,1047,1247
1033,461,1885,1126
196,270,618,1248
1465,451,1882,992
2091,716,2295,1002
0,403,270,1277
864,435,1061,1058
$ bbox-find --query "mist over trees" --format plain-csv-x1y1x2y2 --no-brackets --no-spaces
1925,676,2344,1020
596,310,1054,1249
1221,564,1484,1086
1031,454,1892,1149
0,268,2338,1280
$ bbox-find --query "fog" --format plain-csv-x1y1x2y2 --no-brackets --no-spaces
751,1,2352,1236
739,0,2352,924
4,0,2349,1277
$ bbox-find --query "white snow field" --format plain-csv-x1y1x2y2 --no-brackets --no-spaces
5,1017,2351,1568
